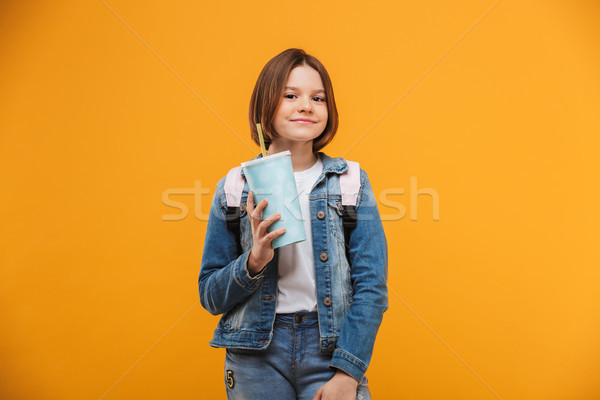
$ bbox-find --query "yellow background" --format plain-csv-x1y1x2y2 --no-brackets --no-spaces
1,0,599,399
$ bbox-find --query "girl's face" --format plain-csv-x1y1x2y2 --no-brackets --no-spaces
271,65,328,147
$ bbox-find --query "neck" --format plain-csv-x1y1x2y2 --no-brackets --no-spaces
267,140,318,172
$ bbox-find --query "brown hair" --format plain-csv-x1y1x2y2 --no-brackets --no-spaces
249,48,339,153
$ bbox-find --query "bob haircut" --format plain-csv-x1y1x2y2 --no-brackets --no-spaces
249,48,339,153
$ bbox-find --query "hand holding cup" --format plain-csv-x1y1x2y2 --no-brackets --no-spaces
246,191,286,277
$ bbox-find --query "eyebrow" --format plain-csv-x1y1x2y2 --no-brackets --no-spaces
285,86,326,94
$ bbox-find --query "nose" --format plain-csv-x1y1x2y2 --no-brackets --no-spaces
297,96,312,112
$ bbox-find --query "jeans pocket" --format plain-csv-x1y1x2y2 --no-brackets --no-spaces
226,347,255,359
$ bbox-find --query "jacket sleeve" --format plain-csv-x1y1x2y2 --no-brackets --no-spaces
198,177,264,315
329,168,389,381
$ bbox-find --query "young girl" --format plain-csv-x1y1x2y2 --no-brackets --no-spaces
199,48,388,400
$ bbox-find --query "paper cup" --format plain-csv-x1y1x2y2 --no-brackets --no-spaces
241,150,306,248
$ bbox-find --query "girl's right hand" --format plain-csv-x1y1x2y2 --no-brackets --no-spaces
246,191,286,277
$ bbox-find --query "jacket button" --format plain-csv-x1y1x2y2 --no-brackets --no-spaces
295,315,303,323
327,343,335,352
319,252,328,262
317,210,325,219
323,297,332,307
240,202,247,212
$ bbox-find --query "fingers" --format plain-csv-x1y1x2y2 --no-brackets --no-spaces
248,192,268,224
312,386,323,400
247,191,259,224
246,192,286,242
265,226,286,242
257,211,281,236
246,191,254,214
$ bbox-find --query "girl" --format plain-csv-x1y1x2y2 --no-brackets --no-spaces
199,48,388,400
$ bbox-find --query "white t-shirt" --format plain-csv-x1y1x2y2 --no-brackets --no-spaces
275,154,324,313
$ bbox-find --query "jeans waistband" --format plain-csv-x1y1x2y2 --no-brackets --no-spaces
275,312,318,327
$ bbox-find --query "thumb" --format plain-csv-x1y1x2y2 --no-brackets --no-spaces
312,386,323,400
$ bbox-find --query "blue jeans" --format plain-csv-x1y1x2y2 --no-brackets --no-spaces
224,312,371,400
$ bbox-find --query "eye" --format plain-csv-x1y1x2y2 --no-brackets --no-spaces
284,93,296,99
313,96,326,102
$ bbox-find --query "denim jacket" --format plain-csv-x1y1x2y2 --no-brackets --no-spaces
198,151,388,381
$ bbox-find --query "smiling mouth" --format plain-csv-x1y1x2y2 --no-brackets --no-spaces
292,120,315,125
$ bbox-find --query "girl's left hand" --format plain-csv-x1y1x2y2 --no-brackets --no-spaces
312,370,359,400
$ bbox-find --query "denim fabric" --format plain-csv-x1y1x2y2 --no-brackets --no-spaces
199,151,388,382
224,312,370,400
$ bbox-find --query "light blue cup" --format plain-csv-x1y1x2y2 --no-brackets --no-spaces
241,150,306,248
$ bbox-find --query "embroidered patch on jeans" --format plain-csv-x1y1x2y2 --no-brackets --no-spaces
226,370,234,388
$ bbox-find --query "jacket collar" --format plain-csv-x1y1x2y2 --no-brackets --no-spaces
240,151,347,177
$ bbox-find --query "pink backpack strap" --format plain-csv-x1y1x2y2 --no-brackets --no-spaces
224,166,245,207
339,160,360,206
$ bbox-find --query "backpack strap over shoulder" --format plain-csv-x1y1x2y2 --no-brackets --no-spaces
223,167,245,245
339,160,360,232
224,166,245,208
340,160,360,207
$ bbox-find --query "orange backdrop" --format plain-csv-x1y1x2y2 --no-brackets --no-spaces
1,1,599,399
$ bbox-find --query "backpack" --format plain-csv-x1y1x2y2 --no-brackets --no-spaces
223,160,361,256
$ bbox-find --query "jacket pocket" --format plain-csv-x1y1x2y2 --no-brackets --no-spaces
220,302,244,331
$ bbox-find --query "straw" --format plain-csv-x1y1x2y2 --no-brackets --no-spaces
256,123,267,157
